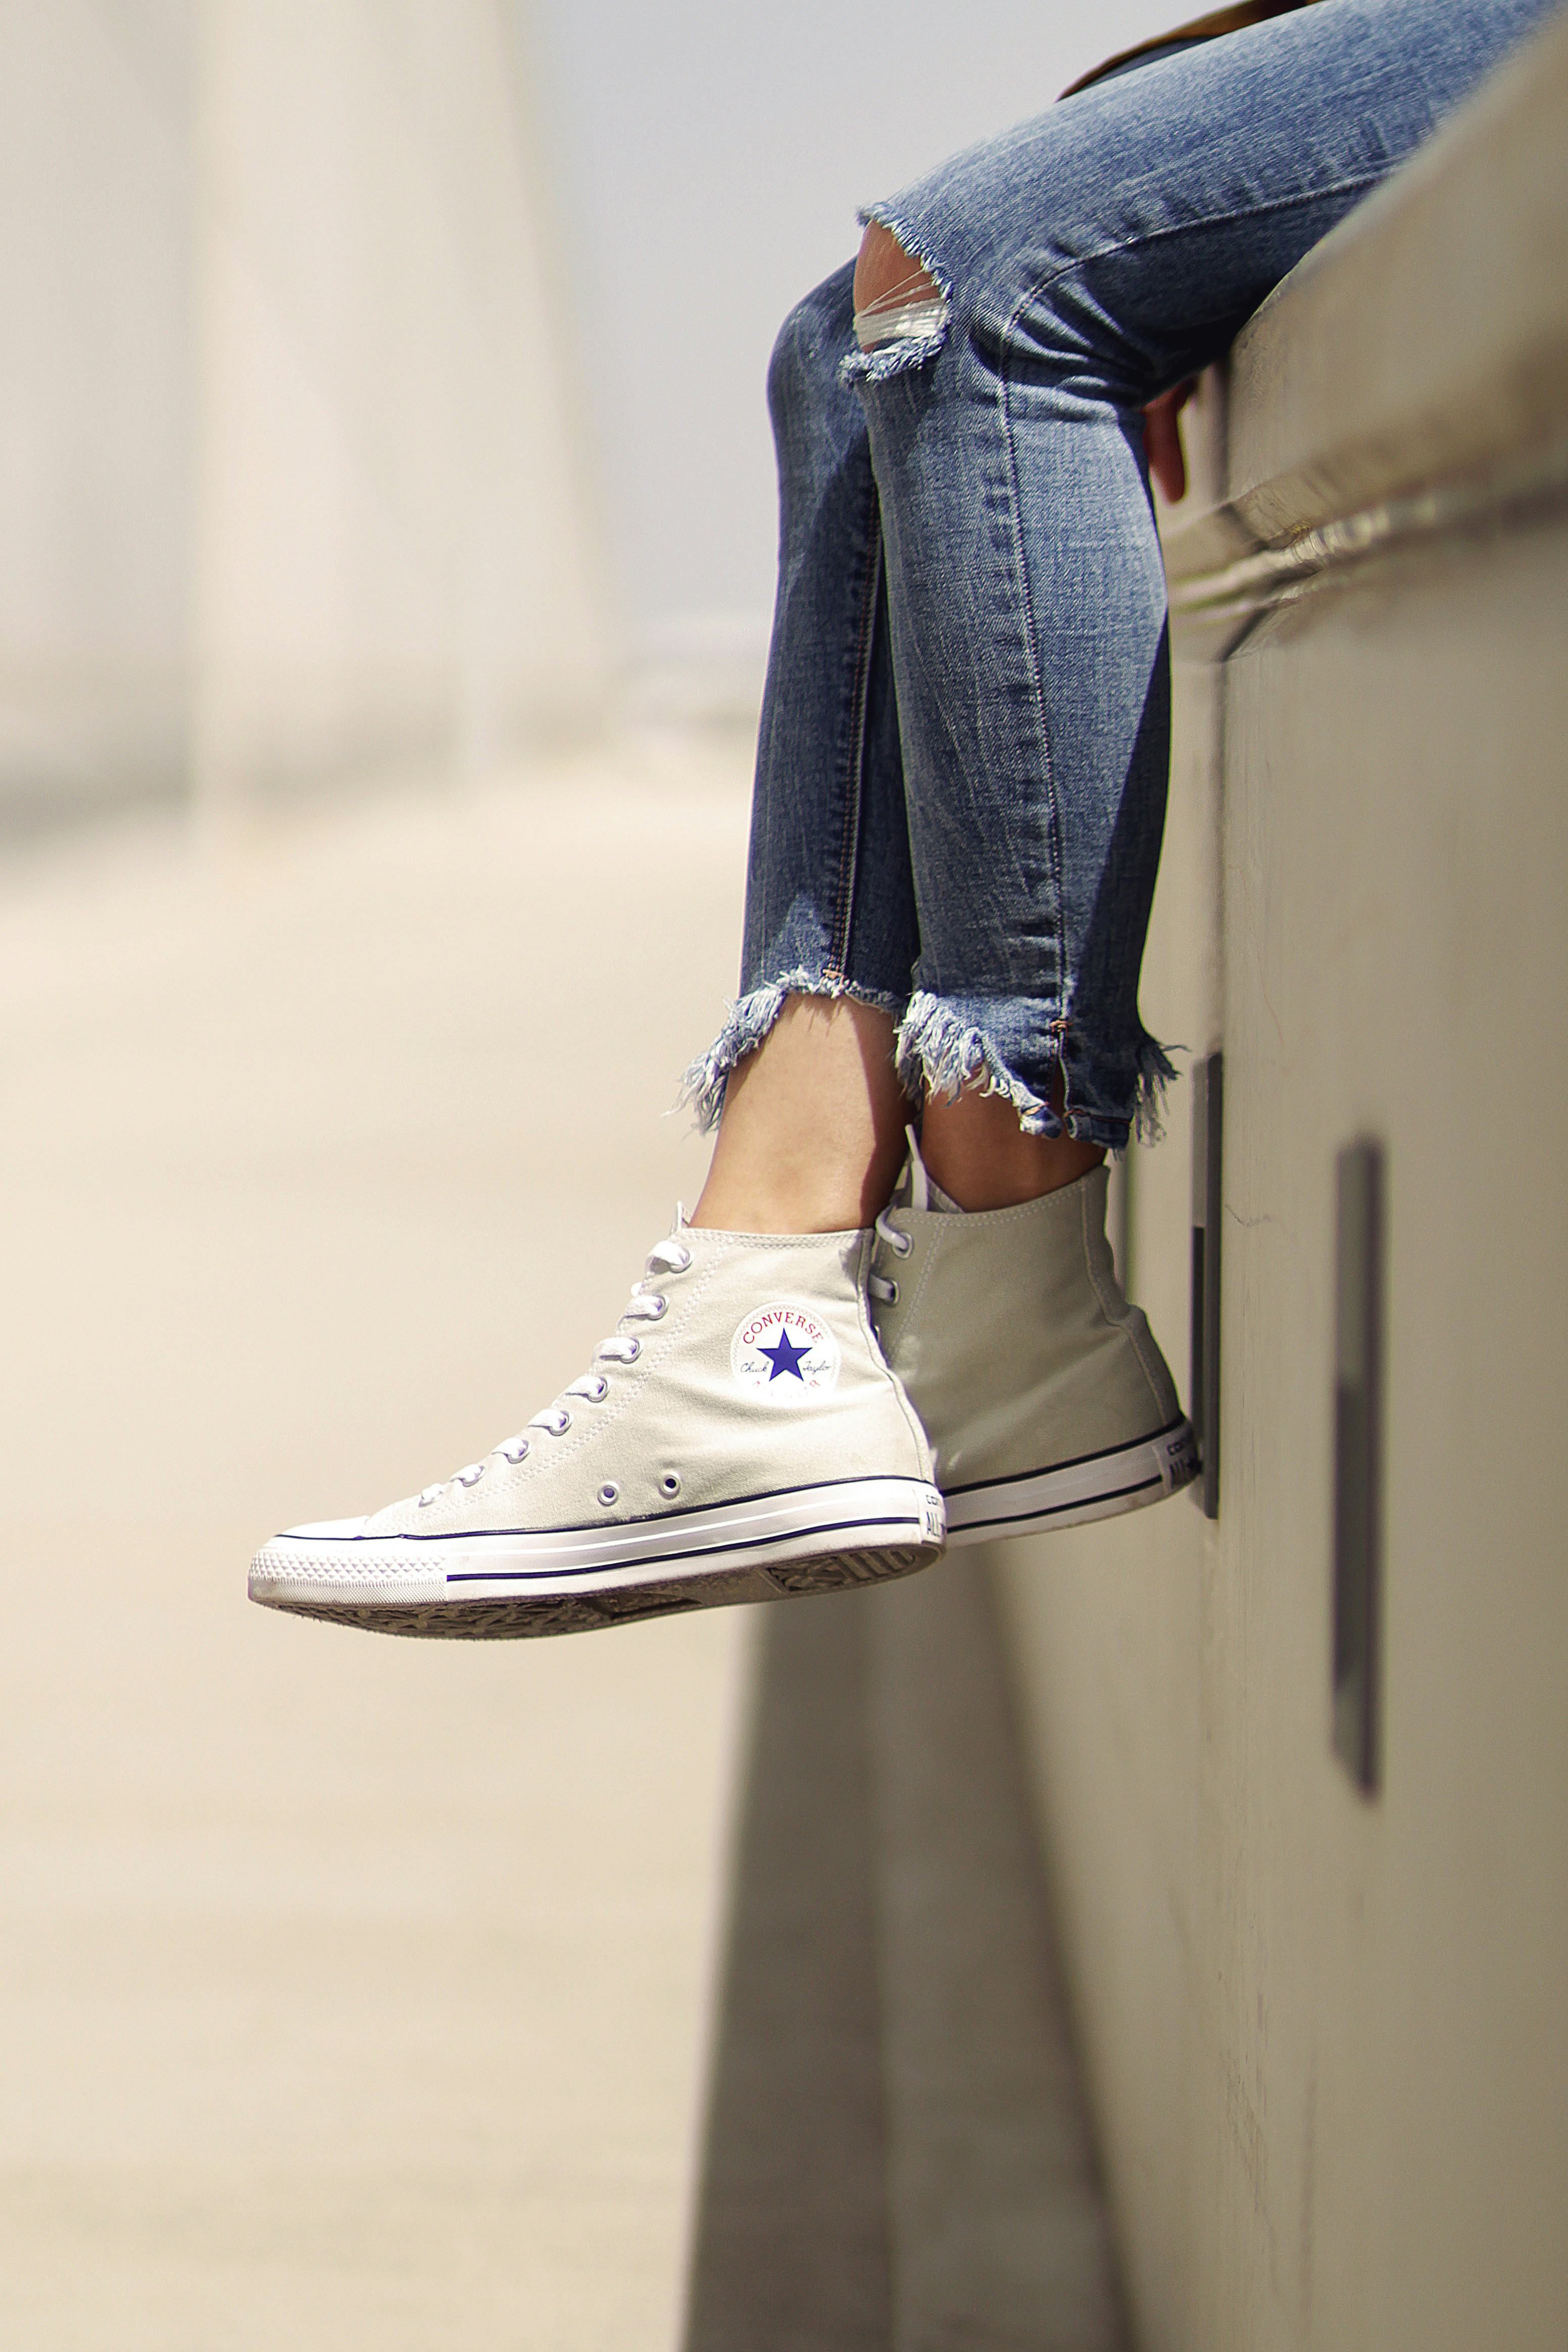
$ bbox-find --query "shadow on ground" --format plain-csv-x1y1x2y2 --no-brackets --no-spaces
685,1557,1130,2352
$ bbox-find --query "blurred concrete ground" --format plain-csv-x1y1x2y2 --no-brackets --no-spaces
0,746,755,2350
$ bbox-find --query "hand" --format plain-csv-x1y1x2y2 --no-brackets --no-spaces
1143,378,1196,504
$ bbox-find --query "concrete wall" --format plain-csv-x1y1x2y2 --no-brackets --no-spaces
994,15,1568,2349
0,0,607,832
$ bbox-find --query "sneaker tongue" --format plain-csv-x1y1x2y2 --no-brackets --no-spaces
903,1126,962,1214
904,1125,931,1211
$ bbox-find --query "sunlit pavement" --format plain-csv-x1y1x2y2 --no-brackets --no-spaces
0,749,756,2350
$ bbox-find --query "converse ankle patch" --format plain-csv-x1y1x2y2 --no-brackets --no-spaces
730,1302,841,1398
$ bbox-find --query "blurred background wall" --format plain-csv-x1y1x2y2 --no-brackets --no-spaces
0,0,610,833
0,0,1178,829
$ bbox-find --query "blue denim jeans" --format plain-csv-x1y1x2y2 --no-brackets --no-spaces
685,0,1559,1148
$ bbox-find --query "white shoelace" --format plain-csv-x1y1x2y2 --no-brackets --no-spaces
868,1130,930,1305
868,1207,912,1305
417,1230,695,1506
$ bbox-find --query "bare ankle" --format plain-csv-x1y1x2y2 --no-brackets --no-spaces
919,1079,1104,1212
690,993,912,1234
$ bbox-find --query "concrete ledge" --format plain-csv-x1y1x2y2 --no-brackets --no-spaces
1163,0,1568,653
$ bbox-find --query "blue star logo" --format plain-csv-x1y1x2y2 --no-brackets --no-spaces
760,1326,812,1381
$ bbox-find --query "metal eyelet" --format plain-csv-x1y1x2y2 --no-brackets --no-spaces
551,1409,572,1434
882,1279,900,1305
457,1465,484,1486
622,1339,641,1362
647,1294,668,1318
597,1482,620,1508
893,1231,913,1258
586,1376,609,1402
659,1471,681,1499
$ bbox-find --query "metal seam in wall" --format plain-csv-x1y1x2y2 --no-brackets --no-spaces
1332,1138,1384,1795
1190,1050,1223,1521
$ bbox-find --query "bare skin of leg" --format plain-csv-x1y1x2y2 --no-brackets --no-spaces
853,220,941,328
921,1072,1103,1211
692,996,910,1234
691,994,1102,1235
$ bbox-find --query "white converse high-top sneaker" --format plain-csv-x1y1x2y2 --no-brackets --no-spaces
250,1217,945,1638
868,1149,1196,1545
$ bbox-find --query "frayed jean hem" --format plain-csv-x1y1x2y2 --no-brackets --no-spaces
895,993,1054,1133
682,975,1177,1152
896,992,1178,1151
678,971,907,1134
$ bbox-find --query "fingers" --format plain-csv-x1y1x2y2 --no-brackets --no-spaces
1142,379,1195,505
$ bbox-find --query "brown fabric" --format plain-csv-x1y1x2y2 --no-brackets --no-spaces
1059,0,1323,98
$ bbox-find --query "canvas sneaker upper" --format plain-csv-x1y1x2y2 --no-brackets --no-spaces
868,1151,1196,1542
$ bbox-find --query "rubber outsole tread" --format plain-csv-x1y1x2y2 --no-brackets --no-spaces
251,1540,941,1639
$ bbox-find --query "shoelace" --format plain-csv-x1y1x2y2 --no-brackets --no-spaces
417,1231,695,1506
868,1206,912,1306
868,1131,932,1305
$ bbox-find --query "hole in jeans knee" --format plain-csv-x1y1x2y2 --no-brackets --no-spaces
853,219,948,355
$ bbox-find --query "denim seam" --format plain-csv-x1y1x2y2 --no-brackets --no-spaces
994,296,1069,1128
826,506,883,984
999,172,1391,334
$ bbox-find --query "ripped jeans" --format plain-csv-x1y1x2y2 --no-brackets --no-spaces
685,0,1558,1147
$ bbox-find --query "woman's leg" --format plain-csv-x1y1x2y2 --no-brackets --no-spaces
258,278,954,1644
693,995,910,1234
692,994,1104,1229
685,264,1100,1230
844,0,1553,1147
673,0,1558,1555
682,260,918,1235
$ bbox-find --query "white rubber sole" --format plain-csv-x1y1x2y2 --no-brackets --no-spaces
942,1418,1199,1547
249,1476,947,1640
